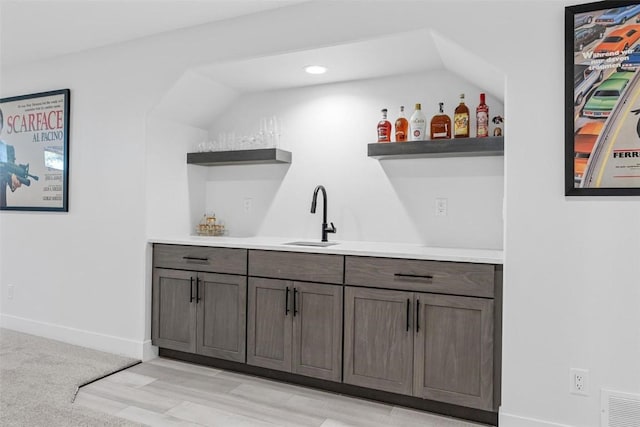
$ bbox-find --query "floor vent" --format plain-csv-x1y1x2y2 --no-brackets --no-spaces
601,389,640,427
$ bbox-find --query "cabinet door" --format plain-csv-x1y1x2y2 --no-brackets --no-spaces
152,268,196,353
247,277,292,372
291,282,342,382
344,287,414,395
414,294,494,410
196,272,247,362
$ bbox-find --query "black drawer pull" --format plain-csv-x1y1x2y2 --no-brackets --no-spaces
406,299,410,332
183,256,209,262
196,277,201,302
293,288,298,316
416,299,420,333
285,287,290,316
394,273,434,282
190,277,194,303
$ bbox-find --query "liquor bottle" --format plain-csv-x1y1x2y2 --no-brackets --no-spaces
394,106,409,142
453,94,470,138
430,102,451,139
409,103,427,141
377,108,392,143
476,93,489,137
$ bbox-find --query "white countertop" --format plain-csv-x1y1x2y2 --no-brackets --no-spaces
149,236,503,264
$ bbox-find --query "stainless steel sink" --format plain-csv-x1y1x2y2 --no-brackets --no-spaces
284,241,339,247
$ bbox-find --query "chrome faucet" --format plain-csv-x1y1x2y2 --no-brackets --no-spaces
310,185,336,242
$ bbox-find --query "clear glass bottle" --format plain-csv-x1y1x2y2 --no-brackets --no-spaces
377,108,392,143
394,106,409,142
454,94,470,138
409,103,427,141
430,102,451,139
476,93,489,138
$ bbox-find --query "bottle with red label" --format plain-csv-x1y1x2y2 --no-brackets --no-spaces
476,93,489,137
377,108,392,143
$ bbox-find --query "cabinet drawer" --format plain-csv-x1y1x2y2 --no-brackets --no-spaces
153,244,247,275
345,256,495,298
248,250,343,284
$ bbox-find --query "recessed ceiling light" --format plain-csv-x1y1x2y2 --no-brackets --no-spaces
304,65,328,75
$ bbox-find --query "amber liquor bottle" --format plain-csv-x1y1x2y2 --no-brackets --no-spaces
377,108,392,143
453,94,470,138
430,102,451,139
394,106,409,142
476,93,489,137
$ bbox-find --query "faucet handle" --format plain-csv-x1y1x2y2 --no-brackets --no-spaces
327,222,337,233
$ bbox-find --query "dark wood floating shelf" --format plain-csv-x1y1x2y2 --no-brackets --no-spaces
368,136,504,159
187,148,292,166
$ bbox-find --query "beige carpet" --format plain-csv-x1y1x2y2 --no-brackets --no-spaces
0,328,142,426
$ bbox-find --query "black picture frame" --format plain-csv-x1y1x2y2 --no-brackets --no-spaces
0,89,70,211
566,0,640,196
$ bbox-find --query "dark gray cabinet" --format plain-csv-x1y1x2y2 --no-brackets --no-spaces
152,268,247,362
246,277,291,371
197,272,247,361
247,277,343,382
344,286,494,410
151,244,501,417
152,268,196,353
151,244,247,363
292,281,343,381
344,255,497,411
344,255,495,298
153,244,247,275
343,287,414,395
414,293,494,411
248,250,343,284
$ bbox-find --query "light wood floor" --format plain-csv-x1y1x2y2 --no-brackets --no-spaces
74,357,487,427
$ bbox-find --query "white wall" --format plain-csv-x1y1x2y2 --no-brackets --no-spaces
201,71,504,248
0,52,155,357
1,2,639,427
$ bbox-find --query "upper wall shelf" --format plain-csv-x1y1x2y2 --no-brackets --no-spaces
368,136,504,159
187,148,292,166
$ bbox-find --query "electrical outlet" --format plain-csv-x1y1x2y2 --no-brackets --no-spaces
243,198,252,213
435,198,448,216
7,284,14,300
570,368,589,396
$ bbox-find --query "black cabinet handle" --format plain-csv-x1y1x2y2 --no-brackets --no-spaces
395,273,434,283
196,277,201,302
416,299,420,333
183,256,209,262
293,288,298,316
406,299,410,332
285,287,290,316
190,277,194,303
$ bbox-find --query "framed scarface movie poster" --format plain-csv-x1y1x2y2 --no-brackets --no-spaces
0,89,70,211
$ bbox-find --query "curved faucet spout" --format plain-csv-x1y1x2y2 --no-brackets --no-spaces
310,185,336,242
311,185,327,216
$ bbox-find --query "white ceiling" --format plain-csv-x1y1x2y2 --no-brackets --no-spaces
192,27,505,101
0,0,307,67
1,0,505,116
195,29,445,93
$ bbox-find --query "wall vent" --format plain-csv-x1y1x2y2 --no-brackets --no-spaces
601,389,640,427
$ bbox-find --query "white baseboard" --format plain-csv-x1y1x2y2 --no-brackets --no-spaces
500,411,574,427
0,313,154,360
